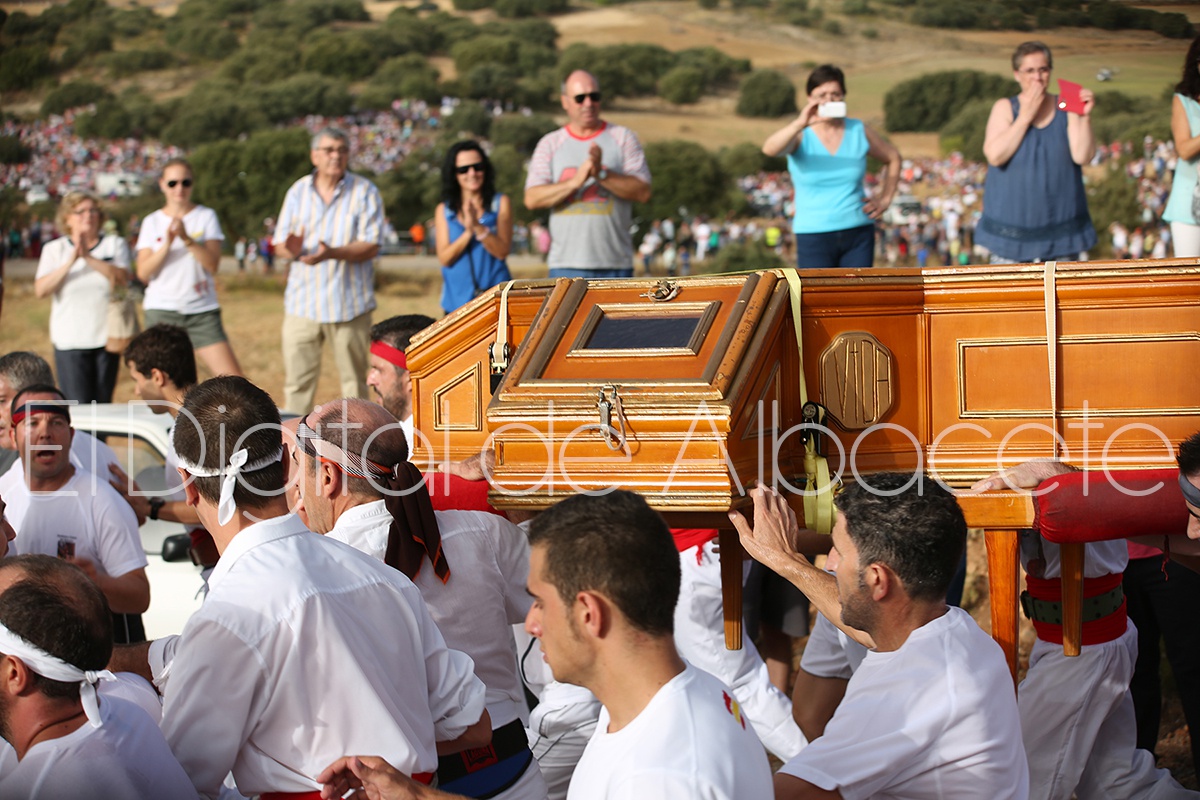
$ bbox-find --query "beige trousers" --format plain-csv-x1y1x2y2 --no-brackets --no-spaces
281,310,371,414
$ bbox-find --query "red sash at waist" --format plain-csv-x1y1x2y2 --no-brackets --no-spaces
1024,573,1126,646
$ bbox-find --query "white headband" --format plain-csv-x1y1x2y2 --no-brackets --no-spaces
176,446,284,526
0,622,115,728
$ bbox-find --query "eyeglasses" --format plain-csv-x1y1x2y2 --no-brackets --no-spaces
573,92,602,105
71,207,101,216
166,179,193,188
456,162,485,175
316,146,350,156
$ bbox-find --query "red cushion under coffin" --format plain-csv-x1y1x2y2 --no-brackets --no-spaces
1034,468,1189,543
423,473,504,517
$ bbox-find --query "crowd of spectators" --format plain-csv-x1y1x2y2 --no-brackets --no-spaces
1,103,1186,269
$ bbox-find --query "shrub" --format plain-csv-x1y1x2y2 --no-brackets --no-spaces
164,19,239,60
0,45,55,92
660,66,706,104
251,73,353,123
0,136,32,165
302,30,383,80
639,140,730,221
675,46,750,88
937,97,992,162
453,0,493,10
495,0,569,17
736,69,798,118
162,82,266,147
461,63,522,101
698,0,719,9
100,47,177,78
73,97,134,139
843,0,871,14
822,19,844,35
885,69,1016,132
444,102,494,138
360,55,442,108
491,113,558,153
41,79,112,117
452,35,521,76
718,141,785,177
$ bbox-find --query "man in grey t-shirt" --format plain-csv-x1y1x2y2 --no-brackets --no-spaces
524,71,652,279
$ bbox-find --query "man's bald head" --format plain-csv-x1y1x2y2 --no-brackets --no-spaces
309,398,408,498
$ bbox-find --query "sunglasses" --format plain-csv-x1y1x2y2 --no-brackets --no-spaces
573,92,602,104
166,179,193,188
456,162,486,175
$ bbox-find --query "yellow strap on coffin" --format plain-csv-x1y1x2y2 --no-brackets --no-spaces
780,269,835,535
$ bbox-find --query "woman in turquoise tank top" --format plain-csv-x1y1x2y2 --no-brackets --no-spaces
1164,36,1200,257
762,64,901,268
434,141,513,315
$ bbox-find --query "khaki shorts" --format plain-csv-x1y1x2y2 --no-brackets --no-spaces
143,308,229,349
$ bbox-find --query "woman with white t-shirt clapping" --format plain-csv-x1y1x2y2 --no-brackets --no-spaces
35,191,131,403
135,158,243,377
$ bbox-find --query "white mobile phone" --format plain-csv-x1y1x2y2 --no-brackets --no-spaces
818,101,847,118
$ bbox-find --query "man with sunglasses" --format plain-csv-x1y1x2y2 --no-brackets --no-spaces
275,127,386,414
525,71,652,280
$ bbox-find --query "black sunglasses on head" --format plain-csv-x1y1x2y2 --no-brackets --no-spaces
166,179,193,188
456,162,486,175
573,92,601,104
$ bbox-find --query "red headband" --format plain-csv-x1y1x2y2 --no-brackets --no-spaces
370,341,407,370
11,401,71,428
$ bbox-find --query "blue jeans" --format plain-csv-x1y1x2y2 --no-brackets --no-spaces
548,267,633,279
54,347,119,404
794,224,875,268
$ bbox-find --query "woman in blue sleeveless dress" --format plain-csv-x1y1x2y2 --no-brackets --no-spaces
434,141,513,315
761,64,901,268
1163,36,1200,258
976,41,1097,263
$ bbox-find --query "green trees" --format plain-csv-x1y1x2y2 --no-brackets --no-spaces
637,140,732,221
660,67,706,105
40,80,111,116
189,128,313,243
737,70,797,118
885,70,1016,132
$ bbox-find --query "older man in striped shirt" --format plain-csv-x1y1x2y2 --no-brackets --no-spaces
275,126,385,414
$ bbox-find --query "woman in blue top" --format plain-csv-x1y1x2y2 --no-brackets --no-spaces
1163,36,1200,257
762,64,901,268
434,141,513,315
977,41,1096,263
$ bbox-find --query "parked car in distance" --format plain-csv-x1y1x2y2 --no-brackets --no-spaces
882,194,922,227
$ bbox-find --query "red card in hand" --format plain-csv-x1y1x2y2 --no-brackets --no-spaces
1057,79,1085,115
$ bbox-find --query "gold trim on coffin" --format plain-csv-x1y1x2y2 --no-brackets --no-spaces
956,333,1200,418
565,301,720,359
433,364,484,431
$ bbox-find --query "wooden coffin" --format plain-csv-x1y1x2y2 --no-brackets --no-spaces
411,261,1200,495
406,261,1200,669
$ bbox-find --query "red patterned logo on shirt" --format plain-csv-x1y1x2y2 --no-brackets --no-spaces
723,691,746,730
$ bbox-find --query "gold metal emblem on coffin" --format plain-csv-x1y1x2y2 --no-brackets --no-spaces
819,332,894,430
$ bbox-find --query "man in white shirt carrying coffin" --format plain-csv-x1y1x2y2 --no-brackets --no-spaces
113,376,492,800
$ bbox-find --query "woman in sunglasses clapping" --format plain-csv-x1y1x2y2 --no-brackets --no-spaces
135,158,243,377
434,140,513,316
